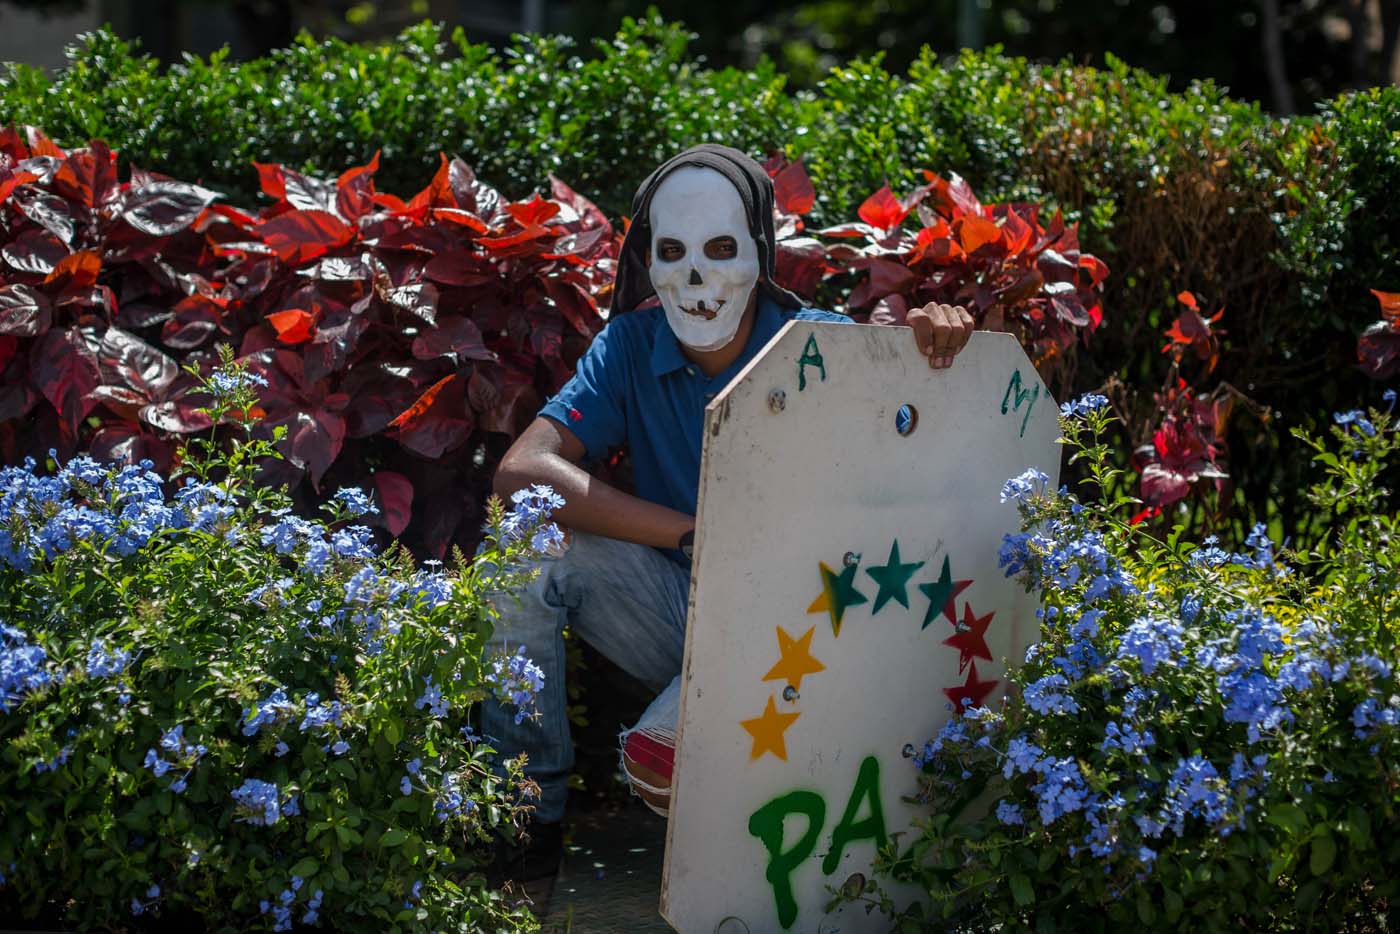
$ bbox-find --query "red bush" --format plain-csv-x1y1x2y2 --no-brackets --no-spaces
0,127,615,556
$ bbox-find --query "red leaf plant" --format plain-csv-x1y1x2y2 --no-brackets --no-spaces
1357,289,1400,381
1130,293,1237,516
0,128,617,557
793,169,1108,383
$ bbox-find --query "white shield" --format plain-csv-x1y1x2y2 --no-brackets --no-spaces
661,323,1060,933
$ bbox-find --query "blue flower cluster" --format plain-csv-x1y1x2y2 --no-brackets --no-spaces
1059,393,1109,418
497,484,566,554
487,647,545,725
1000,467,1050,504
415,676,448,718
332,486,378,517
144,724,207,794
259,875,323,931
1,624,57,714
85,639,133,679
231,777,284,826
207,369,268,396
242,687,297,737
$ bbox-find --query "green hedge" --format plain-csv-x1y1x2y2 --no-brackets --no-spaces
3,14,1399,539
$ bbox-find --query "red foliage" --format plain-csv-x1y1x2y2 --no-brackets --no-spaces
784,168,1107,376
1134,296,1234,511
0,127,616,557
1357,289,1400,380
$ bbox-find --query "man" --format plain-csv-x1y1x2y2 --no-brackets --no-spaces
484,144,973,903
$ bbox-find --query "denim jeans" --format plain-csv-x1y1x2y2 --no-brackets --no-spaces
480,532,690,823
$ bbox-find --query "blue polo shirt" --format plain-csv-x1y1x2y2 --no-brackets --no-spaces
540,297,849,518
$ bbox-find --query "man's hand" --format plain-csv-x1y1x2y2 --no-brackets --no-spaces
907,302,975,369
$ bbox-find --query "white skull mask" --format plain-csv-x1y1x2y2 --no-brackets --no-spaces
647,166,760,352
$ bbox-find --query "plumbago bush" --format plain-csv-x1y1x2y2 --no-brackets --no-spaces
0,357,560,931
853,396,1400,930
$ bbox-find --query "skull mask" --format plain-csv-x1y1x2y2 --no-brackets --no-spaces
647,166,760,352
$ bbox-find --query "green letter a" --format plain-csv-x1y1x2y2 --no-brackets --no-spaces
821,755,887,875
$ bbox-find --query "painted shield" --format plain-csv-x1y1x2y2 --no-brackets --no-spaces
661,323,1060,932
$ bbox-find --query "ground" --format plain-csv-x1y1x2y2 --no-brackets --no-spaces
542,798,672,933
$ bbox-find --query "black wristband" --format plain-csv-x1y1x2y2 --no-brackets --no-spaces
678,529,695,560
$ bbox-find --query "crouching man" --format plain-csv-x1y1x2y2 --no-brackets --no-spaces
484,144,973,904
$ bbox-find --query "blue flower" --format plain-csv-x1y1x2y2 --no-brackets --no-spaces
1002,735,1044,779
333,487,378,517
1,624,57,713
1116,616,1184,675
1023,672,1080,715
144,748,171,778
208,368,268,395
1000,467,1050,504
1333,409,1377,437
995,800,1024,826
1029,757,1089,825
242,688,295,737
415,677,448,718
1059,394,1109,418
299,697,344,734
332,740,350,756
406,757,423,776
84,639,133,679
331,525,377,560
231,778,282,826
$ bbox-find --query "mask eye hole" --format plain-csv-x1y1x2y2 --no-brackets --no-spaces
656,238,686,262
704,236,738,260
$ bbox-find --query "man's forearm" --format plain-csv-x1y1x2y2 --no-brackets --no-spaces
494,452,695,550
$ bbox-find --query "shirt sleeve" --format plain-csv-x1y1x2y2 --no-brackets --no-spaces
539,319,629,463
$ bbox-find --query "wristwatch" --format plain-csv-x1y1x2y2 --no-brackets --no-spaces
678,529,695,561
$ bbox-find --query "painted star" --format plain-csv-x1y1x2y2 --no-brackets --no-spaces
942,602,995,673
864,540,925,614
740,695,802,761
807,560,869,637
917,556,957,630
942,661,999,715
939,577,974,625
762,626,827,691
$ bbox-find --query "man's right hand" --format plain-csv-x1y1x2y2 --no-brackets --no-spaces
494,416,697,551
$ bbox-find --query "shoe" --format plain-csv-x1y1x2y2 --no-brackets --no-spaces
490,820,565,917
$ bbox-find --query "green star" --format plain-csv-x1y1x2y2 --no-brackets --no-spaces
864,540,925,614
807,560,869,637
918,556,956,631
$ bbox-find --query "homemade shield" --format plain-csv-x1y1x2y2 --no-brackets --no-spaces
660,323,1060,932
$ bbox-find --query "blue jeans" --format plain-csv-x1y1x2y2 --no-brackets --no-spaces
480,532,691,823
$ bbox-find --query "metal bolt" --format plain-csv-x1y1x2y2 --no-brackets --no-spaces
782,685,799,702
902,743,917,758
767,388,786,413
841,872,867,898
843,551,860,567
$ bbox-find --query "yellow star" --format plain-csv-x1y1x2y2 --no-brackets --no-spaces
762,626,826,691
740,695,801,761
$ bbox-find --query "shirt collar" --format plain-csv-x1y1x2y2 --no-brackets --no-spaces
649,293,786,377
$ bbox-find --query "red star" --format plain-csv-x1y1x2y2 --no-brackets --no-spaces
941,578,973,625
942,602,994,673
942,661,999,715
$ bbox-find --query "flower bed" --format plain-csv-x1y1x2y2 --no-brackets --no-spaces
849,397,1399,929
0,360,558,930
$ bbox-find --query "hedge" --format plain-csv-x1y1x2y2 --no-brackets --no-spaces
3,14,1399,543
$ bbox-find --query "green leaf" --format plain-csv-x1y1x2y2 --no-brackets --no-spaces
380,828,408,848
1309,832,1335,875
1164,890,1183,922
1136,892,1156,925
1264,803,1308,835
289,856,320,879
1010,873,1034,907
